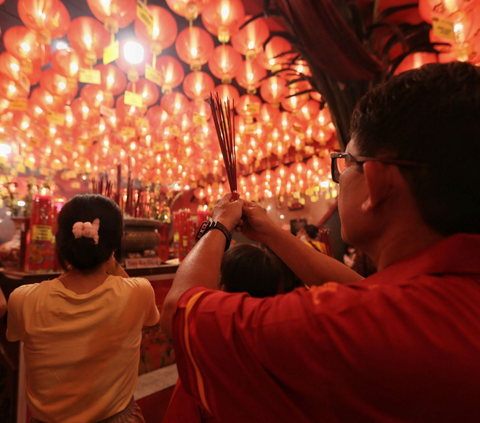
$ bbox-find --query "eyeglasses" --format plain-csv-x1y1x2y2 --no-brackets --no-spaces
330,152,427,183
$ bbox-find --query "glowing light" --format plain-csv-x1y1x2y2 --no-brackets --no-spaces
190,46,198,58
82,106,89,114
49,127,56,134
99,124,105,131
280,214,285,219
124,41,144,64
70,62,79,73
195,83,202,93
107,75,115,85
271,83,278,91
96,93,104,102
58,81,66,90
175,102,181,109
8,84,16,93
10,63,19,72
66,115,73,123
221,4,230,20
56,41,69,50
165,72,172,83
83,35,92,49
269,58,275,65
46,95,53,103
21,42,31,52
0,144,11,156
247,72,253,81
21,121,29,130
153,26,160,38
17,200,26,207
35,107,43,114
248,41,255,50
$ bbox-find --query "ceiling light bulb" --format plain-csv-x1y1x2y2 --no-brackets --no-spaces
56,41,69,50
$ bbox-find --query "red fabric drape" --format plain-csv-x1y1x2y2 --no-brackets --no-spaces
274,0,384,80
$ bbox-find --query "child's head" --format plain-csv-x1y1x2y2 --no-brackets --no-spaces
220,244,284,297
56,194,123,271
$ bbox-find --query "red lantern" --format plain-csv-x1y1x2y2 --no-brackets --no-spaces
30,86,64,113
281,87,308,112
260,75,287,106
18,0,70,44
213,84,240,104
87,0,136,33
259,103,280,126
0,52,23,81
135,6,177,56
147,105,169,129
310,91,322,102
67,17,110,66
175,27,214,71
183,71,215,100
71,97,101,125
235,59,267,93
81,85,115,109
231,16,270,60
275,111,294,132
166,0,211,21
202,0,245,43
257,37,294,71
317,107,332,127
94,64,127,96
115,95,144,122
235,94,261,121
394,52,439,75
52,48,83,80
0,74,29,100
296,100,320,123
40,69,78,103
127,78,159,106
208,44,242,83
4,26,50,66
115,38,152,81
161,92,189,115
155,55,184,94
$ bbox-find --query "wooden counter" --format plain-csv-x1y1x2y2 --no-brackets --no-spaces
0,264,179,423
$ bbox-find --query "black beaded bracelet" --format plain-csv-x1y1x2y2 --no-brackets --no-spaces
195,220,232,251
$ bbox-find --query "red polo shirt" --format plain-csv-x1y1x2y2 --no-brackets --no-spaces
172,234,480,423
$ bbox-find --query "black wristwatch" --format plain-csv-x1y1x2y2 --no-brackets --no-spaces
195,220,232,251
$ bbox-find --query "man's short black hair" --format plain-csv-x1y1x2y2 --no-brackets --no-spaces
351,62,480,236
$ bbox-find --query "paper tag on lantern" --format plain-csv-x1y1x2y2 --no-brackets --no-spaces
51,161,63,170
135,117,149,129
245,124,256,134
124,91,143,108
171,126,180,137
78,138,92,147
71,181,81,189
100,105,115,117
136,1,154,35
29,137,41,147
47,112,65,126
246,103,260,114
25,144,33,152
103,42,119,65
193,134,204,144
64,170,76,179
10,169,19,177
21,60,33,74
8,99,28,111
145,64,162,86
111,145,122,154
63,142,73,152
293,191,301,199
153,143,162,152
193,113,207,125
122,127,136,138
292,124,303,133
39,168,50,176
79,69,101,84
16,163,26,173
432,16,455,41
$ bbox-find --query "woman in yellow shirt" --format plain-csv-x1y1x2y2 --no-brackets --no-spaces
7,194,159,423
297,224,328,255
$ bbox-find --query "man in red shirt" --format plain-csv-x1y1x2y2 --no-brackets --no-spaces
160,62,480,422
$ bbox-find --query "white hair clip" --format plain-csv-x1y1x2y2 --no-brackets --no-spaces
72,219,100,245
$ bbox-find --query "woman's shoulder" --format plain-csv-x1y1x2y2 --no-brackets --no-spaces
113,276,151,289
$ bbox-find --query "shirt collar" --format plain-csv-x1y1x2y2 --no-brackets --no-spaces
366,233,480,285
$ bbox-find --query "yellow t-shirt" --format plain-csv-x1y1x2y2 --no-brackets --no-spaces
304,240,328,255
7,276,160,423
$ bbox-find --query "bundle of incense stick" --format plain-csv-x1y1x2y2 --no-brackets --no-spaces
91,175,113,198
209,92,239,200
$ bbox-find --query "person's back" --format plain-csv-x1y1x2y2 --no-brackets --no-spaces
7,194,159,423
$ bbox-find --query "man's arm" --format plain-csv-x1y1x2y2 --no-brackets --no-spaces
239,201,364,286
160,195,242,337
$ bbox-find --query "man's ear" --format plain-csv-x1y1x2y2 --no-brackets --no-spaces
361,161,392,212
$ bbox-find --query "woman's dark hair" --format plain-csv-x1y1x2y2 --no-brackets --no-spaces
304,225,319,240
351,61,480,235
220,244,283,298
56,194,123,271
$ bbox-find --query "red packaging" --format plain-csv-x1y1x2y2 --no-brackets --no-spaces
26,195,55,272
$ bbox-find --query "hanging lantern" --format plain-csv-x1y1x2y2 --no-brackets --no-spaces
161,92,189,115
394,52,439,75
68,17,110,66
155,55,184,94
208,44,241,83
0,74,29,100
296,100,320,123
40,69,78,103
18,0,70,45
235,59,267,93
183,71,214,100
317,107,332,127
231,16,270,60
95,63,127,96
165,0,211,22
175,26,214,71
260,75,287,107
213,83,240,104
127,78,159,106
4,26,51,66
257,37,293,72
52,48,83,81
30,86,64,113
115,95,144,122
71,97,101,125
135,5,177,58
259,103,280,126
87,0,136,35
281,86,308,112
235,94,261,122
275,111,294,132
202,0,245,43
81,85,115,109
